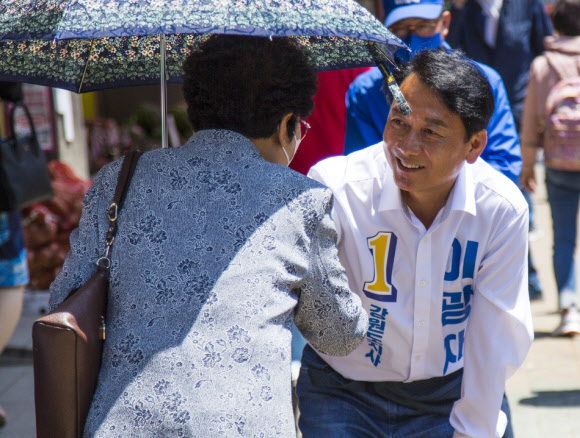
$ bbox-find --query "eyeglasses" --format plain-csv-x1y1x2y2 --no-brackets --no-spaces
296,117,310,141
389,17,442,38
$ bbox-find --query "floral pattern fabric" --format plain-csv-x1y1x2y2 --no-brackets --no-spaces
49,129,368,437
0,0,405,92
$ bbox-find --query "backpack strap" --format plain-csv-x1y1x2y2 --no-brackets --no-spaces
544,51,580,80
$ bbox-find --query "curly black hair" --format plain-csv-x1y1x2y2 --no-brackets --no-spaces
182,35,318,140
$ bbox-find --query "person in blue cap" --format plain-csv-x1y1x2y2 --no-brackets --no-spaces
344,0,521,188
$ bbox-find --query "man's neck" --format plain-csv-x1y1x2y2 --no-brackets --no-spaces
402,190,451,230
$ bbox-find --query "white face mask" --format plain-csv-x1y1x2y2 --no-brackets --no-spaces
282,134,302,166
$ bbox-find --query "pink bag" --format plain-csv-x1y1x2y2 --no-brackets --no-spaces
543,54,580,171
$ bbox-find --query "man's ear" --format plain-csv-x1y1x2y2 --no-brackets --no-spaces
466,130,487,164
440,11,452,39
277,113,294,147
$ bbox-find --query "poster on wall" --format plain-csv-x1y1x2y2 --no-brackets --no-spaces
11,84,57,153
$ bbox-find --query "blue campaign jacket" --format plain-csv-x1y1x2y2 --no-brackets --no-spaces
344,52,522,184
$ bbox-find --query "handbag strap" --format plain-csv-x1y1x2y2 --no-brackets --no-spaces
8,101,41,156
97,150,142,270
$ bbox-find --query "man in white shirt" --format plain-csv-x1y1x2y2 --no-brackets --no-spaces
296,49,532,438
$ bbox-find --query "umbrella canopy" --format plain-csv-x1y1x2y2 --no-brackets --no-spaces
0,0,406,93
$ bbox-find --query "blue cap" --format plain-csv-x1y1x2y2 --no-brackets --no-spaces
383,0,444,27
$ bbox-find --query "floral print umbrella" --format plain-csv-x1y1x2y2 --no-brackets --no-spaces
0,0,406,93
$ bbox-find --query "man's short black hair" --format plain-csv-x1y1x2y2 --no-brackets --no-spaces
386,49,495,141
183,35,318,139
552,0,580,36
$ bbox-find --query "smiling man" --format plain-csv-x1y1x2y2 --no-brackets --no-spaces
344,0,522,188
297,50,533,438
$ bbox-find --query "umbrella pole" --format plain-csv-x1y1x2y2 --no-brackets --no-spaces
160,34,168,148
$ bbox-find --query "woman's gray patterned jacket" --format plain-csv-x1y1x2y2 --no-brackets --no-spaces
49,130,368,437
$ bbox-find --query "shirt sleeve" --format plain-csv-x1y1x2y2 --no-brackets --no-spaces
478,66,522,185
293,190,368,357
450,207,532,438
307,164,343,244
48,168,107,310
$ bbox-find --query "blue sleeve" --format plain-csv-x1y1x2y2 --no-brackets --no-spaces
344,68,390,155
476,63,522,185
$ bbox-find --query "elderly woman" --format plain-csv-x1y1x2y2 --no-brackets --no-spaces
49,35,368,437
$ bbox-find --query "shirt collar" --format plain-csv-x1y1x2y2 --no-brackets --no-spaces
187,129,263,159
444,162,477,217
378,159,477,217
378,153,405,212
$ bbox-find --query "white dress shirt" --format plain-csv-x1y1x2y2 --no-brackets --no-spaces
307,142,533,438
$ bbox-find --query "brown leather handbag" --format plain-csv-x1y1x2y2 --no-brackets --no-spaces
32,150,142,438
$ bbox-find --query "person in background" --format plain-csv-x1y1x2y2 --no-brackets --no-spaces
520,0,580,336
49,35,368,437
0,210,29,428
298,49,532,438
447,0,552,131
344,0,522,187
447,0,553,303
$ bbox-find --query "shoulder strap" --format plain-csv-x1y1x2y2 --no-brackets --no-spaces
111,150,142,214
544,51,580,81
98,150,142,269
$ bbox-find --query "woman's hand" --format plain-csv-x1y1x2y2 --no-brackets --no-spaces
520,166,537,193
520,145,539,193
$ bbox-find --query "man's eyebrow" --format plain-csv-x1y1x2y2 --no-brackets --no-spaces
424,117,448,128
392,106,449,128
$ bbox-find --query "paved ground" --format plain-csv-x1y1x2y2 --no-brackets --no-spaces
503,166,580,438
0,296,43,438
1,165,580,437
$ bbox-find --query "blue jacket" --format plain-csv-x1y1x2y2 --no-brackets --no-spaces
447,0,552,127
344,58,522,184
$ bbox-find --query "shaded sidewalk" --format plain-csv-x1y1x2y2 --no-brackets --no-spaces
0,294,44,438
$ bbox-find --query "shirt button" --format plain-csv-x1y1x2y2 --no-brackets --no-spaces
415,356,421,362
418,321,425,327
419,280,426,287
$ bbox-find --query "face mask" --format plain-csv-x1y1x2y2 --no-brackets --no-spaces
282,134,302,166
400,32,443,59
